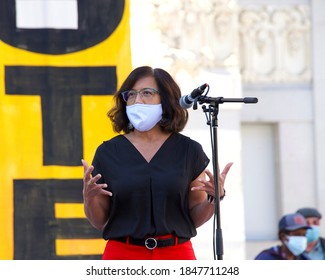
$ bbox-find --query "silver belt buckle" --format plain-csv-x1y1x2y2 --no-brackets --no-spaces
145,237,157,250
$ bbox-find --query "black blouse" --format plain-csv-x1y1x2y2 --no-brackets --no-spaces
92,132,210,240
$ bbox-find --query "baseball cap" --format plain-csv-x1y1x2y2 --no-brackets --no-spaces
296,207,322,219
278,213,311,231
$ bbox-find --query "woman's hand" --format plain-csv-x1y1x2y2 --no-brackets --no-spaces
189,162,233,228
82,159,112,230
82,159,112,202
191,162,233,199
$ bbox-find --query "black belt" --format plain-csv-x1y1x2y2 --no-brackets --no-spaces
113,236,190,250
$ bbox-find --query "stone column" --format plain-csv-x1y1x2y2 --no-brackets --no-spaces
311,0,325,233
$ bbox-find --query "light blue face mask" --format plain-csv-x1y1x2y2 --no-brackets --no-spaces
126,104,162,132
306,226,320,243
284,235,307,256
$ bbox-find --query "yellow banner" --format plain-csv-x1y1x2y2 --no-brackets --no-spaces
0,1,131,259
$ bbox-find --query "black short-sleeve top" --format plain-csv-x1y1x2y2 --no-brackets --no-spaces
92,132,210,240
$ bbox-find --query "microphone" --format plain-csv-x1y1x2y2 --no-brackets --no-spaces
179,83,208,109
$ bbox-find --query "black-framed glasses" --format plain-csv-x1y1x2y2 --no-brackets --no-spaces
121,88,159,104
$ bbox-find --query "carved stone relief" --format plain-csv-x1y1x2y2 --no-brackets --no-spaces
131,1,311,84
239,5,311,84
149,0,239,78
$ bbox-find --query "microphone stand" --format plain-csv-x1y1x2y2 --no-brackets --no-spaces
193,95,258,260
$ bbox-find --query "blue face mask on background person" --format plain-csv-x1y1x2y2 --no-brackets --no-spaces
284,235,307,256
306,226,320,243
126,103,162,132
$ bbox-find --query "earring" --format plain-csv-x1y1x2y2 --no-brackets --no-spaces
128,122,134,130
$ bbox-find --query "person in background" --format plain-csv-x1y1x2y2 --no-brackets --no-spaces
296,207,325,260
255,213,310,260
82,66,233,260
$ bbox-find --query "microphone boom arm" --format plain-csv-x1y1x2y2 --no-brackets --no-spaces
198,96,258,105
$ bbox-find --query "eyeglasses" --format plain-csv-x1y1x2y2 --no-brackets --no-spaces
121,88,159,104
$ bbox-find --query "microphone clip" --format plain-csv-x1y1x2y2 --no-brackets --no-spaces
193,98,199,110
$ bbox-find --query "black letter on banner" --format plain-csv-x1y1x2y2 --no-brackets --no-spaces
5,66,116,166
14,179,102,260
0,0,125,54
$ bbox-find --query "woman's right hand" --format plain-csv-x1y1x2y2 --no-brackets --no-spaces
82,159,112,203
82,159,112,230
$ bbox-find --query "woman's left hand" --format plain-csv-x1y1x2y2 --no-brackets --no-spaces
189,162,233,228
191,162,233,199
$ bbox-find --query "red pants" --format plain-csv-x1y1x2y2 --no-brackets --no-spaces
102,238,196,260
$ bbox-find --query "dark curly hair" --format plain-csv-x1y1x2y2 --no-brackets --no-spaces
107,66,188,133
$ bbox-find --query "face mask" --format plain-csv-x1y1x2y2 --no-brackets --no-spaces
126,104,162,132
284,235,307,256
306,226,320,243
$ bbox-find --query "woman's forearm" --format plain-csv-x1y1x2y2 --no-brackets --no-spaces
190,199,214,228
84,197,109,230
